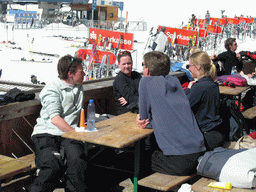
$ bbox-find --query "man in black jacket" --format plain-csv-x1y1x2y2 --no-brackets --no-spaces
211,38,244,75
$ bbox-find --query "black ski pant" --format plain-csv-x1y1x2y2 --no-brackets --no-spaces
151,150,204,176
29,134,88,192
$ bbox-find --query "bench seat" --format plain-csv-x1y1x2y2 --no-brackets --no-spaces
0,154,36,191
138,172,197,191
18,154,36,170
192,177,256,192
242,106,256,120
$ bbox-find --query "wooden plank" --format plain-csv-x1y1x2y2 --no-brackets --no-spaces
62,112,154,148
242,106,256,119
192,178,256,192
219,86,250,96
0,159,31,181
0,100,41,121
18,154,36,170
138,173,197,191
0,155,14,163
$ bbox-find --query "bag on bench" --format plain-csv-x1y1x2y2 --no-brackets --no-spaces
197,147,256,189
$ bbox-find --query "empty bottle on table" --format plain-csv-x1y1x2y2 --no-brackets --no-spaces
87,99,96,130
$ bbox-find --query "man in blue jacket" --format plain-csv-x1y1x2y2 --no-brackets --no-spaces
137,51,206,176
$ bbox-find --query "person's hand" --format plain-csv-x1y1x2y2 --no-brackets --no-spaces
188,81,197,89
237,53,241,60
211,54,217,60
248,74,253,78
118,97,127,106
240,71,245,76
136,114,149,129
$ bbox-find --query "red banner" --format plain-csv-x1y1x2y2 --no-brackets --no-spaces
199,29,208,38
237,17,251,23
226,18,239,25
207,25,222,33
210,18,226,25
88,28,133,51
195,19,206,24
159,26,199,46
77,49,116,65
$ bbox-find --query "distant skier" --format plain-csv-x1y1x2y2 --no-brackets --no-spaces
205,10,210,27
151,26,169,53
190,14,196,29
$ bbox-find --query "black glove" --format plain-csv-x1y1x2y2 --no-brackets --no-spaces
5,88,35,102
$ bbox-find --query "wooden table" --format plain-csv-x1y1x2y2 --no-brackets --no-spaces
62,112,154,192
219,86,250,108
0,155,32,189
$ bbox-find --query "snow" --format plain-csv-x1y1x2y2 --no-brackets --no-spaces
1,22,256,85
0,22,150,84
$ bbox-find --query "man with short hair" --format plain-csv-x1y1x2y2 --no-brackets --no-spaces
30,55,87,192
211,38,244,75
137,51,206,176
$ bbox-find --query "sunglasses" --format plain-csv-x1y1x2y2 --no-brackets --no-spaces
67,57,75,72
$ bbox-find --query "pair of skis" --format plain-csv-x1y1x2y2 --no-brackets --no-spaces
86,38,97,81
97,53,111,79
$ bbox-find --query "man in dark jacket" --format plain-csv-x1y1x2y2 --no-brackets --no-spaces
211,38,244,75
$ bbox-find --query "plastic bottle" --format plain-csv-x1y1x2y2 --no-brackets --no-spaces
231,66,237,74
87,99,96,130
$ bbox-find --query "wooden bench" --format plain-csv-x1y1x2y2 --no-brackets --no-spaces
17,154,36,170
137,142,237,192
242,106,256,120
192,177,256,192
138,172,197,191
0,154,36,191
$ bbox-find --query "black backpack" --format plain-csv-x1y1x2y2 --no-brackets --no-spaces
219,98,249,141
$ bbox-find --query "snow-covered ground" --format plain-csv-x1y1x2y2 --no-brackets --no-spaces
0,22,148,84
0,21,255,84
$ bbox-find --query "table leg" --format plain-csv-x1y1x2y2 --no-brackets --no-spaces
238,94,241,109
134,140,141,192
84,143,89,160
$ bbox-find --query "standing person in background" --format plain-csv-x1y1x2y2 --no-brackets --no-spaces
191,14,196,29
30,55,87,192
137,51,206,176
151,26,169,53
113,51,141,115
211,38,244,75
185,51,225,150
205,10,210,25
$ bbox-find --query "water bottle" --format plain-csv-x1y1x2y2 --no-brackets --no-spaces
231,66,237,74
87,99,96,130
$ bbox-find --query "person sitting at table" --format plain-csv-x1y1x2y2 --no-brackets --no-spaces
137,51,206,176
240,70,256,110
30,55,87,192
113,50,142,115
185,51,225,150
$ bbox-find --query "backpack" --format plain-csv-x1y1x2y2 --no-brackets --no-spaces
197,147,256,188
219,98,249,141
217,75,247,86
